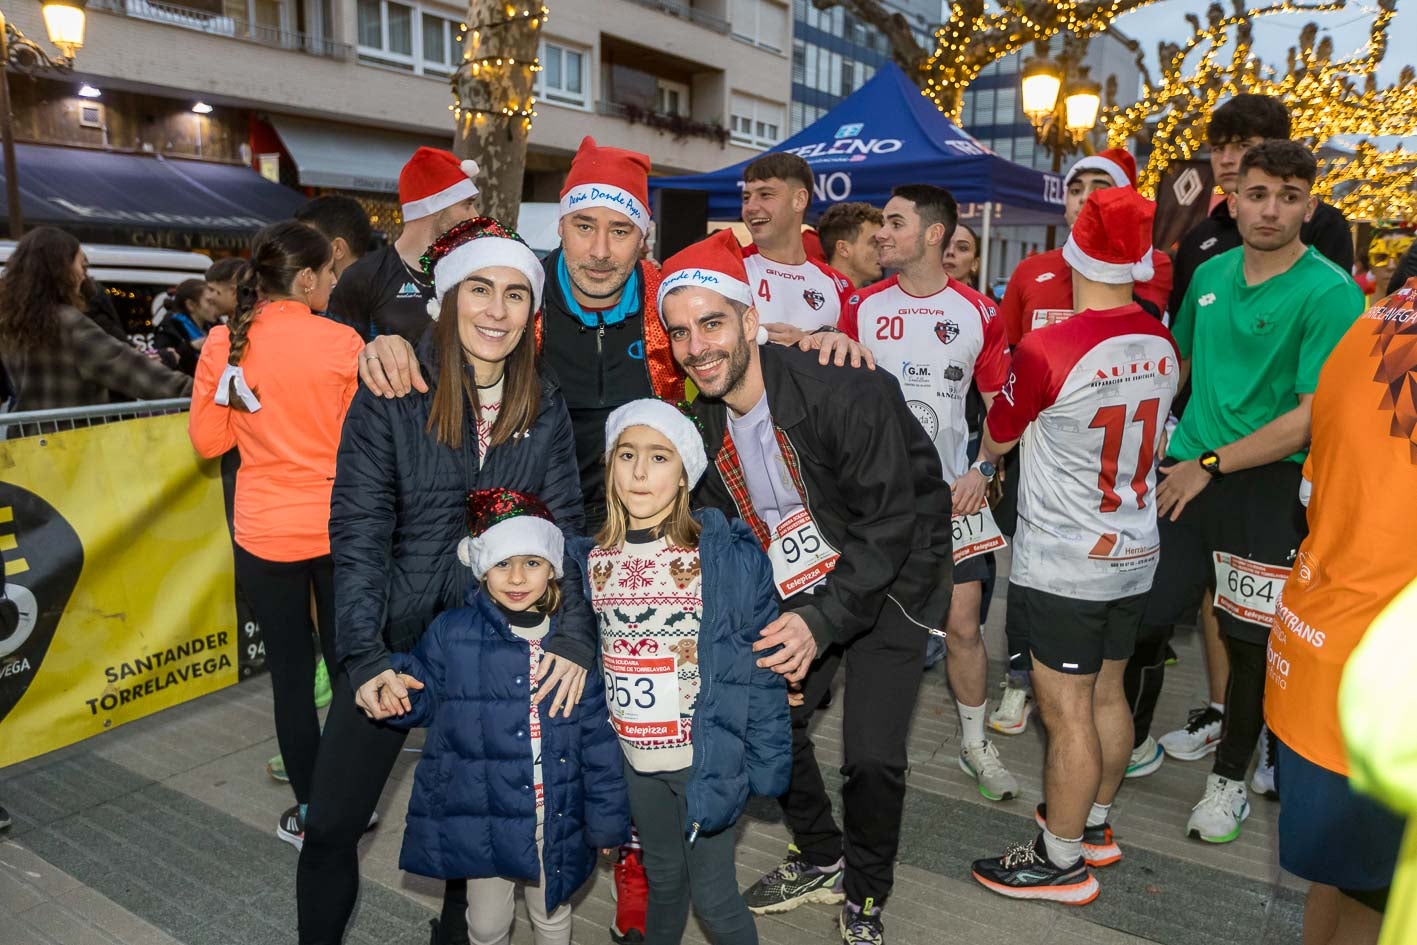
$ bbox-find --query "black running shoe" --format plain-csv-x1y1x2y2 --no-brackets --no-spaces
971,834,1099,905
277,805,305,851
1033,803,1121,867
839,898,884,944
743,844,845,914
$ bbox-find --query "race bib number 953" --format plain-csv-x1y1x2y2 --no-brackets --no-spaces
603,649,681,743
1213,552,1289,626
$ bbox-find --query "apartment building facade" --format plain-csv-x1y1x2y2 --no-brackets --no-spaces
4,0,790,245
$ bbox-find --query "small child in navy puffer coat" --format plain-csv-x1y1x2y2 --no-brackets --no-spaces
385,489,628,945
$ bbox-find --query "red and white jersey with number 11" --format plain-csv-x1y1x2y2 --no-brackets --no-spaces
743,245,851,332
986,303,1180,600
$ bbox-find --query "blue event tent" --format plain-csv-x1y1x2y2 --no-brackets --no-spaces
650,62,1067,233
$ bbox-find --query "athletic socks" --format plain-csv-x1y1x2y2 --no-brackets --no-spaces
1211,701,1225,715
1086,802,1111,828
1042,827,1083,868
958,699,988,749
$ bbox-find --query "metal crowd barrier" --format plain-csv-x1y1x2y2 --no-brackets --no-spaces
0,399,191,440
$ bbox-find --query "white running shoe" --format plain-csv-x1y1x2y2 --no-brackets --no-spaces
1187,774,1250,843
1250,727,1278,799
1125,735,1164,779
988,676,1034,736
1159,705,1224,760
960,741,1020,802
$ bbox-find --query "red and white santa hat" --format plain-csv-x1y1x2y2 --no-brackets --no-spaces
559,136,652,234
400,147,480,221
656,228,754,316
1064,147,1138,190
1062,186,1157,284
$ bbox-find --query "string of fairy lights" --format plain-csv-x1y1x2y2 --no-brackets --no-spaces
447,3,549,135
1093,0,1417,214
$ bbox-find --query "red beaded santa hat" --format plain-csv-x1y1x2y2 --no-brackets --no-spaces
399,147,480,221
1062,187,1157,284
559,136,652,234
1065,147,1139,190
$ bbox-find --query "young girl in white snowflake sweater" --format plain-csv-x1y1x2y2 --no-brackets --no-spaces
587,398,790,945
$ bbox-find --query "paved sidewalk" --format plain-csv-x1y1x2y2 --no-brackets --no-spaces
1,571,1303,945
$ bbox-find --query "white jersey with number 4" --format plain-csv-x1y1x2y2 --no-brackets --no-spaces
743,245,851,333
986,303,1180,600
840,275,1009,482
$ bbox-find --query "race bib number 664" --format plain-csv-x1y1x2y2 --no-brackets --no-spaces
1213,552,1290,626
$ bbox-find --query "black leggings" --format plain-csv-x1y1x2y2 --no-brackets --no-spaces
1214,634,1266,782
232,545,337,805
295,669,467,944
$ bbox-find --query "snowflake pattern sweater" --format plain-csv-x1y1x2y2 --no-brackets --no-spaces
590,528,703,773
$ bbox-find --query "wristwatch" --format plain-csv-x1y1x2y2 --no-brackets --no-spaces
972,458,996,478
1199,450,1224,480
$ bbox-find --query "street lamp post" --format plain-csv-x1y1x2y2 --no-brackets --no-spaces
1021,52,1102,246
0,0,86,238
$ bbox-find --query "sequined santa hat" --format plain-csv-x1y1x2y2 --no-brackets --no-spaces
419,217,544,319
399,147,480,221
1062,187,1157,285
458,488,564,577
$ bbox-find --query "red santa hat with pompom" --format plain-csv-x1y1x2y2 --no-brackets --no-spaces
399,147,480,221
559,136,652,234
1062,187,1157,285
1064,147,1139,190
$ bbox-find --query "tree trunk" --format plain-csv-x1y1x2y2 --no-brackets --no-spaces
453,1,543,227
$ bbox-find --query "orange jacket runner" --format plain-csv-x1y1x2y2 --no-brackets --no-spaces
1265,278,1417,775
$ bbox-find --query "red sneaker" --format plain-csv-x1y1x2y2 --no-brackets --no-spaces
611,849,648,943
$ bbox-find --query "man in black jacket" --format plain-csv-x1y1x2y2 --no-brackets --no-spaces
659,230,953,944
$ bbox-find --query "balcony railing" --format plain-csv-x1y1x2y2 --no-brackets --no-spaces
620,0,730,34
598,100,731,146
90,0,353,60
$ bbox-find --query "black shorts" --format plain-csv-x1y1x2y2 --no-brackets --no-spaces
952,550,991,586
1007,583,1145,675
1143,460,1307,645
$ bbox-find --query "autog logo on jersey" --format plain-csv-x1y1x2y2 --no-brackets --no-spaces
934,321,959,344
1094,355,1175,381
804,289,826,310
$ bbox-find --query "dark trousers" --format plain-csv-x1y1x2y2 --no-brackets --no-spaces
623,762,757,945
295,672,468,944
780,600,926,906
1125,623,1170,749
232,545,337,804
1214,634,1267,782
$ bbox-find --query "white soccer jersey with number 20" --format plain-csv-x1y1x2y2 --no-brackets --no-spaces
986,304,1181,601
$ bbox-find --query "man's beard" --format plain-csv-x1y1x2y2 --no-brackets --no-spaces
684,334,752,400
568,258,634,300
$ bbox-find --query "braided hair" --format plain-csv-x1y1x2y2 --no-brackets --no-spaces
222,220,331,411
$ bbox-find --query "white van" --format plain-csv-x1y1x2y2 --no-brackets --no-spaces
0,241,212,352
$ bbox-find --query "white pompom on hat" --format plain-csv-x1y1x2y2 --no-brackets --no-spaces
604,398,709,489
457,488,564,579
1062,187,1157,285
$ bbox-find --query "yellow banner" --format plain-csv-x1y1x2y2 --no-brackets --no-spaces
0,413,239,766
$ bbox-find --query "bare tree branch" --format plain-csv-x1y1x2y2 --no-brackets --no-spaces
811,0,927,73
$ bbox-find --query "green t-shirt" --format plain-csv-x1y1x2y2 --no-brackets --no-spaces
1169,244,1365,464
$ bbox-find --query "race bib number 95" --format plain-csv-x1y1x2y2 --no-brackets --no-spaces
1213,552,1289,626
769,508,840,598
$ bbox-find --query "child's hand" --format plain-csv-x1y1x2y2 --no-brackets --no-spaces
534,654,587,718
377,673,424,716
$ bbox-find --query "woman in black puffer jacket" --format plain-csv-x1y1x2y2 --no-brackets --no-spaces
296,219,596,945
